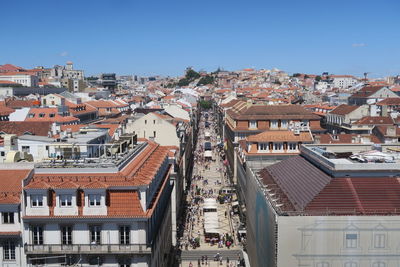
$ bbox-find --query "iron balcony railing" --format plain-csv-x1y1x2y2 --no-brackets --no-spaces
25,244,151,254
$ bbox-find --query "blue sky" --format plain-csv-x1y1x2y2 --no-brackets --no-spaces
1,0,399,77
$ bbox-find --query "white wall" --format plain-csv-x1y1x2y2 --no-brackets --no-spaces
277,215,400,267
125,113,180,147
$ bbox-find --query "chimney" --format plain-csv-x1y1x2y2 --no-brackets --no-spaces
381,105,388,117
51,122,58,136
387,125,396,136
246,99,252,108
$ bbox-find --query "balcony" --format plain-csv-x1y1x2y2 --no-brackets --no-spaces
25,244,151,255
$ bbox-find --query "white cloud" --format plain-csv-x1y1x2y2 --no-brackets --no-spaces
60,51,68,57
352,43,366,47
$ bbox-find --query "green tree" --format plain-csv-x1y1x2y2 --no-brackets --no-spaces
315,75,322,82
197,75,215,86
293,73,301,77
177,78,190,87
199,100,212,109
185,69,200,80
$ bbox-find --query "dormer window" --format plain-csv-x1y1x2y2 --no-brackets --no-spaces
249,120,257,129
89,194,101,206
28,113,35,118
39,113,45,118
60,194,72,207
31,195,43,207
49,113,55,118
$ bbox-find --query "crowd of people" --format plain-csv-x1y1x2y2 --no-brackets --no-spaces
178,110,244,267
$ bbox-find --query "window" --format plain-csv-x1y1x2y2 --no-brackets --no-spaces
89,256,103,265
273,143,282,151
60,194,72,207
2,212,14,224
345,233,358,248
153,120,156,124
31,195,43,207
0,151,4,156
316,262,329,267
270,120,278,128
258,143,268,151
22,146,30,153
344,262,358,267
153,131,156,138
32,226,44,245
374,234,386,248
372,262,386,267
89,194,101,206
144,120,147,125
49,113,55,118
39,113,45,118
28,113,35,118
119,257,131,267
120,226,130,245
281,120,288,128
61,226,73,245
3,241,15,260
249,120,257,129
288,143,297,151
90,225,101,244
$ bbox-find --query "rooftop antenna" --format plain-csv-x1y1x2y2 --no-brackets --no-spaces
363,72,370,81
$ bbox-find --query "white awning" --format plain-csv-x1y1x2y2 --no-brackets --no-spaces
204,150,213,158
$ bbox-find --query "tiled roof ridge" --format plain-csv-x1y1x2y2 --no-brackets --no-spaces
133,147,169,185
121,142,159,179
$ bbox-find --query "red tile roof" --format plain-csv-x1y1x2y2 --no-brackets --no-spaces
376,97,400,106
329,104,360,115
247,130,313,142
316,133,381,144
227,101,320,120
0,64,25,73
353,116,394,125
0,169,31,204
25,107,79,124
306,178,400,215
107,190,144,217
260,156,332,211
350,85,386,98
0,105,14,116
0,121,52,136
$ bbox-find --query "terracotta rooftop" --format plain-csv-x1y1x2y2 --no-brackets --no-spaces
25,107,79,124
316,133,381,144
3,98,37,108
24,141,171,218
107,190,145,217
329,104,360,115
306,177,400,215
0,169,31,204
0,64,25,73
227,101,320,120
0,105,14,116
376,97,400,106
247,130,313,142
260,155,400,215
260,156,332,211
353,116,394,125
350,85,386,98
0,121,52,136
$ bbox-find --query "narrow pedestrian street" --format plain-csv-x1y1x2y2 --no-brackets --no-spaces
177,109,245,267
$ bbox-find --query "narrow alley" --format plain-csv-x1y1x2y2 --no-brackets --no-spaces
177,109,245,267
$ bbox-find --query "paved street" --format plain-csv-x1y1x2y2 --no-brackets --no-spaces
178,110,244,267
